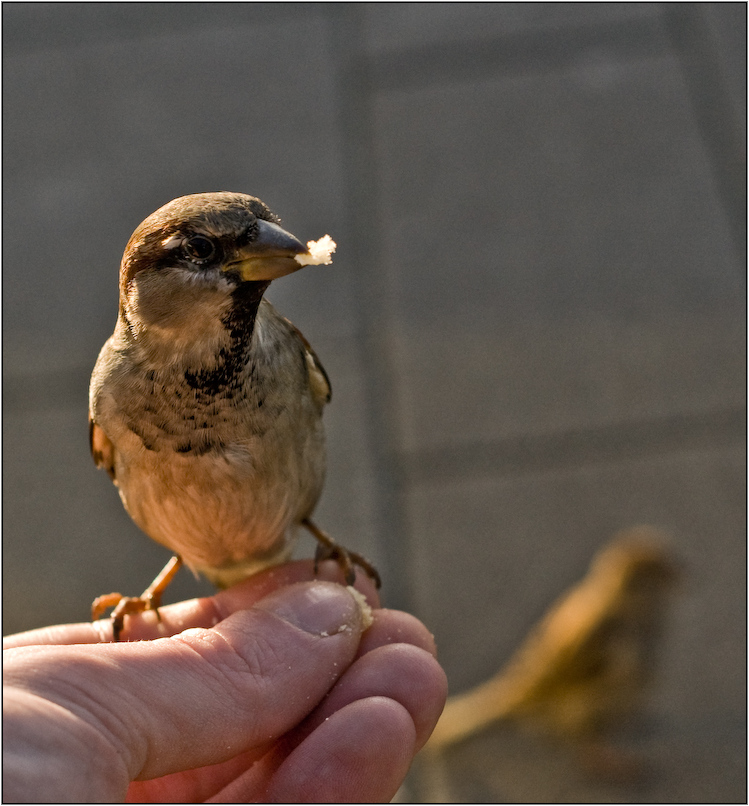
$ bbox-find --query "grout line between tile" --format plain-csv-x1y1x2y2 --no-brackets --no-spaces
661,3,747,263
327,5,415,613
402,406,746,484
366,13,670,92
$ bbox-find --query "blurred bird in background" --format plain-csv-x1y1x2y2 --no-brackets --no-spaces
424,527,679,781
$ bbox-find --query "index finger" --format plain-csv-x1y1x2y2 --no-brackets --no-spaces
2,560,380,648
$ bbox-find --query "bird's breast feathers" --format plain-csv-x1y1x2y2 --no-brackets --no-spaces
89,301,327,569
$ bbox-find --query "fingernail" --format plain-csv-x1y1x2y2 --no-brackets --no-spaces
256,582,366,637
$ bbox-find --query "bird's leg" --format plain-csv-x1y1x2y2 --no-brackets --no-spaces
302,518,381,588
91,555,183,641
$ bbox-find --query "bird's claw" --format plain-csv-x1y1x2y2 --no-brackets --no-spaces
304,518,381,588
91,592,126,622
91,555,183,641
91,592,163,641
313,542,382,588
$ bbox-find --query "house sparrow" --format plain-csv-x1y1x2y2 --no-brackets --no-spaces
425,528,678,756
89,192,378,639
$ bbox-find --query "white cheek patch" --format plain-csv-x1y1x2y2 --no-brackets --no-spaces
295,235,336,266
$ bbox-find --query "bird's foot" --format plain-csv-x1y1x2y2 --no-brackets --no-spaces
91,555,183,641
302,518,381,588
91,594,155,642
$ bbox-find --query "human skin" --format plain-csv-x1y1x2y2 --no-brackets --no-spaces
3,561,447,803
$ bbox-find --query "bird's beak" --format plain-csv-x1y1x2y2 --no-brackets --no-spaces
224,219,307,282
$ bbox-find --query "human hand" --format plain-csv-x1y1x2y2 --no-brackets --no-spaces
3,561,447,803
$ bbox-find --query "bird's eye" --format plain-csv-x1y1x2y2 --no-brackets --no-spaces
184,235,215,262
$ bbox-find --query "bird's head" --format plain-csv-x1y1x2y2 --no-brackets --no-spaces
117,192,311,335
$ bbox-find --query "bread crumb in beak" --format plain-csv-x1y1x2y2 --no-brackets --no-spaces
295,234,336,266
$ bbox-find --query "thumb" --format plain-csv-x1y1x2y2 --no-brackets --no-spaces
5,582,369,789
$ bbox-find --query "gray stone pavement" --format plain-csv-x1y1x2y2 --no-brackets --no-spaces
3,3,745,802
